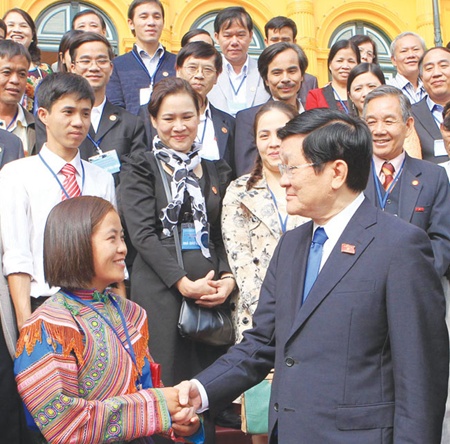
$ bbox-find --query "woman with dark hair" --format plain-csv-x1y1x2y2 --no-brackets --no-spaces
181,29,214,47
306,39,360,113
349,34,378,64
347,62,385,116
119,77,234,388
52,29,84,72
3,8,52,112
14,196,202,444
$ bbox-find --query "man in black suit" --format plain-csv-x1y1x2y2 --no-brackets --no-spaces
175,108,448,443
264,16,318,105
69,32,147,184
411,46,450,163
234,42,307,176
0,128,23,167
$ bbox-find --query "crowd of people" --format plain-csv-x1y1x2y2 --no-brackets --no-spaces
0,0,449,443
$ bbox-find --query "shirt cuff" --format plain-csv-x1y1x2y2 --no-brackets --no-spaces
191,379,209,413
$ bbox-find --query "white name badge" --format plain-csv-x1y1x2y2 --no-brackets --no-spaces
89,150,121,174
434,139,447,157
139,86,152,105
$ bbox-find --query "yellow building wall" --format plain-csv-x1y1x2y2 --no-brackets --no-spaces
0,0,447,86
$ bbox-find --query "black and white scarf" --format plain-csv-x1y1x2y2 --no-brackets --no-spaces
153,136,210,258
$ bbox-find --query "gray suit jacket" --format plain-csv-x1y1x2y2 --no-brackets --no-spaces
207,56,270,115
0,129,24,168
298,73,319,106
196,198,448,443
411,97,449,164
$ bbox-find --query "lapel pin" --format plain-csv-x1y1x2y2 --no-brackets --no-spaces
109,115,117,121
412,179,419,186
341,243,356,255
415,207,425,212
163,71,169,77
212,186,218,194
221,127,228,134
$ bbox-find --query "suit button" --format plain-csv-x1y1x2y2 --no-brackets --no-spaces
253,257,259,265
274,403,279,412
285,357,295,367
386,199,391,204
242,317,250,325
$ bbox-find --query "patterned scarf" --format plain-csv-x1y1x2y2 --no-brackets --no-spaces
153,136,211,258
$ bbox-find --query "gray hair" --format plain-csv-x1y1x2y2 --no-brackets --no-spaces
362,85,412,123
390,31,426,57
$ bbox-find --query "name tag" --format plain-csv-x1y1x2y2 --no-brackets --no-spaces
434,139,447,157
140,86,152,106
89,150,121,174
181,223,201,250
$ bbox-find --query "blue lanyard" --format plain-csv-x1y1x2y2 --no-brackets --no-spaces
5,108,19,131
198,115,208,144
87,133,105,154
372,158,405,210
229,72,247,96
62,290,142,388
39,153,85,199
131,48,165,86
332,87,349,114
268,187,288,234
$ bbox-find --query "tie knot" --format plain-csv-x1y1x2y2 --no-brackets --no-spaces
382,162,395,176
312,227,328,246
61,163,77,177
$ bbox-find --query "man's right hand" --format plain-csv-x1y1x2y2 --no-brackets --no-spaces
174,380,202,412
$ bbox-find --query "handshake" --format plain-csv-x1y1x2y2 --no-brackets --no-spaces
159,381,203,436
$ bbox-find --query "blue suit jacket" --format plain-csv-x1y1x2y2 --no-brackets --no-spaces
365,153,450,277
0,129,23,168
411,97,449,164
106,46,176,115
196,198,448,443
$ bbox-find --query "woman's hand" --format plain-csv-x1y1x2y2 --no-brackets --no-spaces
172,414,201,437
175,270,217,299
196,274,235,308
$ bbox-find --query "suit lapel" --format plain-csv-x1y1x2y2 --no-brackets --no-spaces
414,99,441,139
210,106,229,158
397,154,422,222
245,58,259,107
286,200,377,343
364,164,378,206
94,100,119,141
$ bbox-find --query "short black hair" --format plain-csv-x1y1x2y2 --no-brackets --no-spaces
419,46,450,73
128,0,164,21
0,39,31,65
0,19,6,37
264,16,297,39
181,29,213,47
69,32,114,63
71,9,106,31
258,42,308,93
278,108,372,192
328,39,361,68
214,7,252,34
57,30,84,72
176,41,222,73
37,72,94,111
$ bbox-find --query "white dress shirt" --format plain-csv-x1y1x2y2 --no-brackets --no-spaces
197,101,220,161
0,144,116,298
91,97,107,133
387,73,426,104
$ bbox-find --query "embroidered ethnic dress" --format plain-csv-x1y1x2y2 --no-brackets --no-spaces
14,289,201,444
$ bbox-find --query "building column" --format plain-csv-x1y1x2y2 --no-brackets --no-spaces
416,0,435,47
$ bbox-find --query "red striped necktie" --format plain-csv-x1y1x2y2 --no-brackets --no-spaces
60,163,81,200
382,162,395,191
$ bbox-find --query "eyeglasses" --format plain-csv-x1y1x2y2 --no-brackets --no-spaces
278,162,316,178
183,64,217,78
358,47,374,59
74,58,111,69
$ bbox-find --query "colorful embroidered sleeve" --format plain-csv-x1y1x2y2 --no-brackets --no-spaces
15,311,172,444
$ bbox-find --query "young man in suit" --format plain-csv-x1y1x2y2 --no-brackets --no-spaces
0,39,36,155
234,42,307,176
264,16,318,106
411,46,450,163
208,6,270,116
69,32,147,184
106,0,176,115
175,108,449,443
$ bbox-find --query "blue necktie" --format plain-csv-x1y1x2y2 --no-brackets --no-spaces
302,227,328,303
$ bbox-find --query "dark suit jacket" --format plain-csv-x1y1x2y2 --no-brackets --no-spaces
365,153,450,277
195,198,448,443
138,103,236,177
0,129,24,168
78,100,148,184
305,84,340,110
411,97,449,164
22,107,37,156
106,46,176,115
298,73,318,106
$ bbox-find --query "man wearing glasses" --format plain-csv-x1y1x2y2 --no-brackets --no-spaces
69,32,147,185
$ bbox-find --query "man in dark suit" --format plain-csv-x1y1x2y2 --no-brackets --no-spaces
175,108,449,443
0,128,23,167
264,16,318,105
411,46,450,163
363,85,450,279
234,42,307,176
69,32,147,184
106,0,176,115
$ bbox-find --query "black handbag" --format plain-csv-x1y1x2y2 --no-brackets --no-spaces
156,157,235,347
